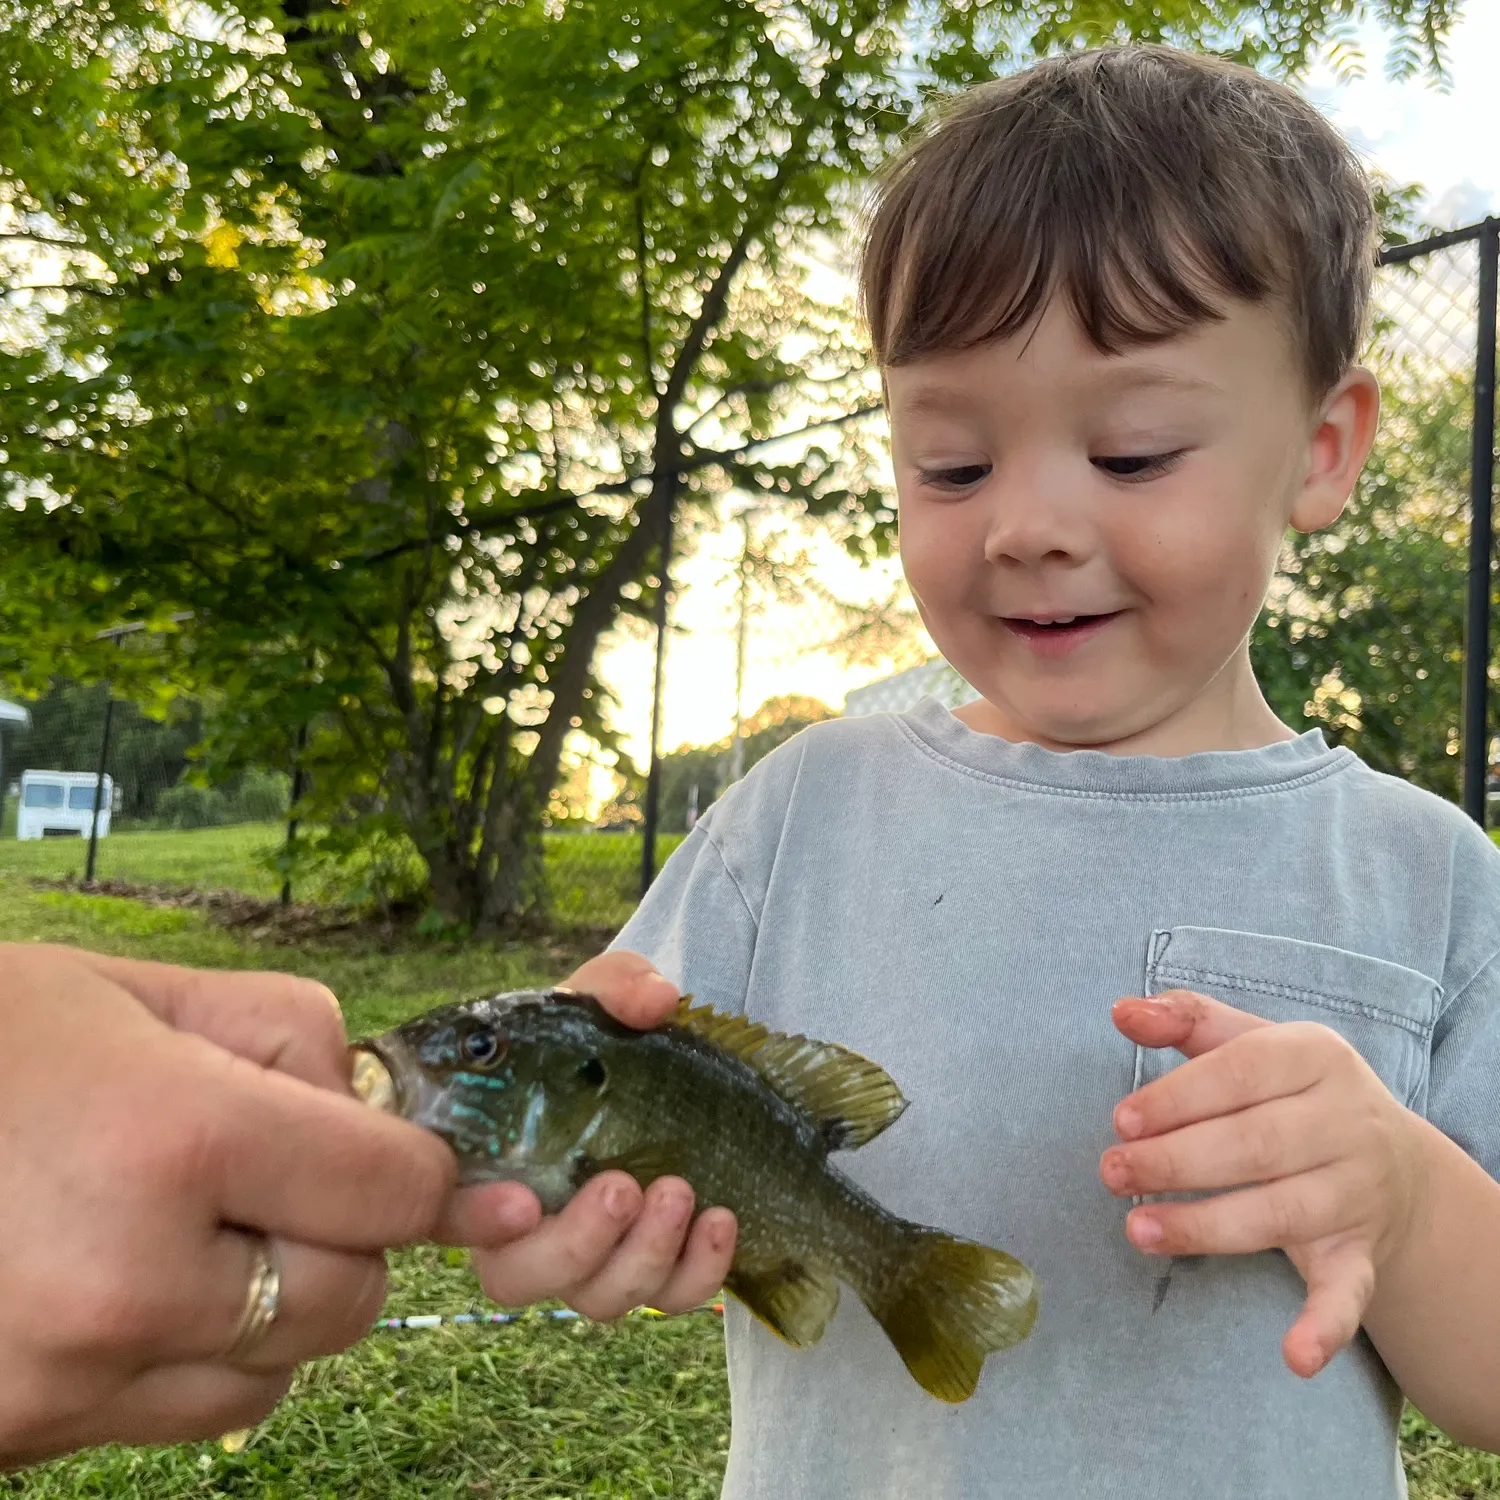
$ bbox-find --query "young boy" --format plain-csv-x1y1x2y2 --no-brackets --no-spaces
451,44,1500,1497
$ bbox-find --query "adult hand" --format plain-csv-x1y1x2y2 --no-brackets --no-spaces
0,944,455,1467
1101,989,1427,1378
437,950,737,1320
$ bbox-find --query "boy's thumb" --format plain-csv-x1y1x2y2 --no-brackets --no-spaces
560,950,680,1029
1111,989,1271,1057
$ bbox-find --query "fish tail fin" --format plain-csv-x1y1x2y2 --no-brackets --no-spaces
867,1229,1038,1403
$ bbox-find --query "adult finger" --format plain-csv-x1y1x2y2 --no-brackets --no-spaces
1123,1163,1354,1257
1113,1024,1334,1141
648,1207,737,1316
1111,990,1272,1059
1282,1238,1377,1378
562,951,679,1029
64,948,351,1092
469,1172,643,1307
222,1236,390,1372
567,1178,699,1320
5,1363,295,1466
82,1363,296,1452
432,1181,544,1249
188,1043,456,1248
1102,1094,1339,1196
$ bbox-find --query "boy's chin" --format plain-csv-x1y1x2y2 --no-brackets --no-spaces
962,677,1197,753
962,690,1134,750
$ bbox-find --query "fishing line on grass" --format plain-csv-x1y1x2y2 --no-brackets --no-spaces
373,1302,725,1331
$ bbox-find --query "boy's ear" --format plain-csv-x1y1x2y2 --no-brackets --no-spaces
1288,366,1380,534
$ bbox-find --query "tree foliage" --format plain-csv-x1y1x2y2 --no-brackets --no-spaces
0,0,1464,927
1253,361,1472,799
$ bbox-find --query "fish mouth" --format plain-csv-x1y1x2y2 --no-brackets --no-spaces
349,1034,470,1141
349,1039,409,1116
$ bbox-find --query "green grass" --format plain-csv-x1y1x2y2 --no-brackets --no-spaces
0,825,683,933
1,874,1496,1498
0,823,287,898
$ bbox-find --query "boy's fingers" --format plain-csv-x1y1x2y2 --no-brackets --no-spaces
649,1207,737,1316
561,951,679,1029
1111,990,1271,1059
1101,1095,1338,1196
1112,1027,1330,1140
468,1173,643,1306
1123,1163,1347,1257
1282,1239,1376,1379
432,1182,543,1249
567,1178,698,1320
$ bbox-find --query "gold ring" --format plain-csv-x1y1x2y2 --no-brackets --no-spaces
227,1236,282,1361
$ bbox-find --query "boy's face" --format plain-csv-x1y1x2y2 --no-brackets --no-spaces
886,297,1378,754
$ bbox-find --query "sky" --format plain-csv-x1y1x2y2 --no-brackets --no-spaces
1305,7,1500,229
590,8,1500,785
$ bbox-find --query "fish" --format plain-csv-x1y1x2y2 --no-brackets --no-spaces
351,989,1038,1402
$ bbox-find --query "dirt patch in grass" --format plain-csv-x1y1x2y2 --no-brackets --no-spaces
32,876,613,972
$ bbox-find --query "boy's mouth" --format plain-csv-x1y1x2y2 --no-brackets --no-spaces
1000,612,1123,650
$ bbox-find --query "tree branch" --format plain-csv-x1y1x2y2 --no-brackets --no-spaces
337,402,881,572
0,231,88,248
0,283,114,299
681,403,882,469
656,113,818,428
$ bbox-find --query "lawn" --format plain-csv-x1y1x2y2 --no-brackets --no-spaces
0,873,1495,1499
0,825,682,934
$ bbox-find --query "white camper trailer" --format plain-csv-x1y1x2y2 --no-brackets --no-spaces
17,770,115,841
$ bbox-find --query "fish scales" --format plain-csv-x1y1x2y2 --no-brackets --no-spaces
352,988,1038,1401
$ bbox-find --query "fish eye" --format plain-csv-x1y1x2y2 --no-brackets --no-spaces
577,1057,607,1089
463,1029,500,1064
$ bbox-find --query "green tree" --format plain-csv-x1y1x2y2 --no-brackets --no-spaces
1252,361,1471,799
0,0,1463,929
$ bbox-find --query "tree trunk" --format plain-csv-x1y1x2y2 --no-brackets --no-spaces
400,753,545,934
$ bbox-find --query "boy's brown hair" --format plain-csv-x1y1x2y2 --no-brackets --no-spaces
860,45,1377,395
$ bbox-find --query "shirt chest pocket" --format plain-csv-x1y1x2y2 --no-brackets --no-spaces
1139,925,1441,1109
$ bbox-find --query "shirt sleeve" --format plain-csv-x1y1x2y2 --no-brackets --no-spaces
610,819,759,1018
1427,950,1500,1183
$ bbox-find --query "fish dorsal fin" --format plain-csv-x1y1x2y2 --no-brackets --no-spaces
673,999,907,1150
724,1259,840,1347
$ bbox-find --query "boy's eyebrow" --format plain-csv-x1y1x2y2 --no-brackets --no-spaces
888,383,983,418
1088,365,1223,399
890,365,1221,418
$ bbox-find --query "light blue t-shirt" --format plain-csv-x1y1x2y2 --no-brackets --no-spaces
613,696,1500,1500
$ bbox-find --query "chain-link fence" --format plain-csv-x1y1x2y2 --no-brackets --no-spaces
2,220,1495,924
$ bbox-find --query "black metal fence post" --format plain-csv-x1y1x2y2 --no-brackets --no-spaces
1462,218,1500,826
84,689,116,884
280,721,309,906
639,480,677,899
1374,219,1500,824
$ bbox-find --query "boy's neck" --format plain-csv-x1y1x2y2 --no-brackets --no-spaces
951,648,1300,758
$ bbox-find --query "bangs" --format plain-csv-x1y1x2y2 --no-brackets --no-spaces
859,48,1376,394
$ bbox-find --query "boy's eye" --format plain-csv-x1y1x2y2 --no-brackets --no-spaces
917,463,991,490
1093,451,1185,481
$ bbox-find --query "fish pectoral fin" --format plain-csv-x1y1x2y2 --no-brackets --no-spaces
672,1001,907,1151
724,1259,840,1348
585,1143,683,1191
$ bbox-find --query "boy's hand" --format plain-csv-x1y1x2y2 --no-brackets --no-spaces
1101,989,1428,1379
435,952,737,1319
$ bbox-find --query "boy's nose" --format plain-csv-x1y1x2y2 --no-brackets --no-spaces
980,475,1093,569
